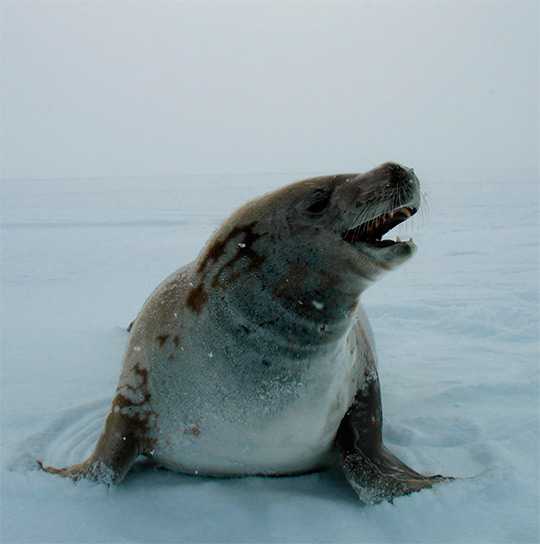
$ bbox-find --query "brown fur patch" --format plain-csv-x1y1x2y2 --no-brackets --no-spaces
186,283,208,313
187,221,267,313
211,223,267,288
198,222,261,273
110,362,157,450
104,392,156,455
118,363,151,405
156,334,169,348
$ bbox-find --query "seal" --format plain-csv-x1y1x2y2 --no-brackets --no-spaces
39,162,450,503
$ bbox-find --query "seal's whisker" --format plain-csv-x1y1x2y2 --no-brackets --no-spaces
420,190,430,222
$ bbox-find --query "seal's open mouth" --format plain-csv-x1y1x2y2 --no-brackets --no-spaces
342,206,417,248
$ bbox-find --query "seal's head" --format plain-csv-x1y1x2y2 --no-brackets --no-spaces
270,161,421,276
192,162,420,327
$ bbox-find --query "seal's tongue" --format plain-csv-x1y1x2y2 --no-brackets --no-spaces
342,207,416,246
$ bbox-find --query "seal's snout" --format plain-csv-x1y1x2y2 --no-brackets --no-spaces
381,162,417,188
337,161,421,265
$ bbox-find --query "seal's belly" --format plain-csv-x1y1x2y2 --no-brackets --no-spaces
148,336,363,476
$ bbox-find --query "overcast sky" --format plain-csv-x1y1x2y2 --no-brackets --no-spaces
1,0,538,182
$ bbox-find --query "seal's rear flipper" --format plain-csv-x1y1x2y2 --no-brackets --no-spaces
336,366,452,504
38,394,146,485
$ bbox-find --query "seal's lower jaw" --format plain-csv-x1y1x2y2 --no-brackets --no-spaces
341,206,418,268
356,237,417,270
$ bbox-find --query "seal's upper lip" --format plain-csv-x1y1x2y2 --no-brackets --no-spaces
342,206,417,248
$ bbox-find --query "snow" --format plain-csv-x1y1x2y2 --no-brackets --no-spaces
1,174,539,543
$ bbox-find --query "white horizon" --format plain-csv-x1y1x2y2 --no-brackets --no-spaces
2,0,539,183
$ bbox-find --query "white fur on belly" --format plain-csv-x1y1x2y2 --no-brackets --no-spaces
149,337,363,476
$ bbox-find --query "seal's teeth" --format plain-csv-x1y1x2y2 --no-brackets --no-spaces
396,236,401,243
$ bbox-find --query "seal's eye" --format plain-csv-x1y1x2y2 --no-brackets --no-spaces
306,190,331,215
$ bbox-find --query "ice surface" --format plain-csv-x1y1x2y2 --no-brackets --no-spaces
1,174,539,543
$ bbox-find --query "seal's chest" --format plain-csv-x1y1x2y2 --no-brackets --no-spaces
151,343,361,476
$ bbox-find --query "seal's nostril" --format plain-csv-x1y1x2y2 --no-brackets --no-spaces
388,164,411,186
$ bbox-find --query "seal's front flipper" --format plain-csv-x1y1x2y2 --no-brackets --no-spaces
336,368,451,504
338,446,449,504
38,395,145,485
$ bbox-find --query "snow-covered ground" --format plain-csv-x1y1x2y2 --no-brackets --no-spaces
1,174,539,543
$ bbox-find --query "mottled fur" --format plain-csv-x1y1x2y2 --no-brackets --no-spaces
39,163,450,503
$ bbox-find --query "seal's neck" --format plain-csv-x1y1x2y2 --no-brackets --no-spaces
191,225,375,349
210,261,369,351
